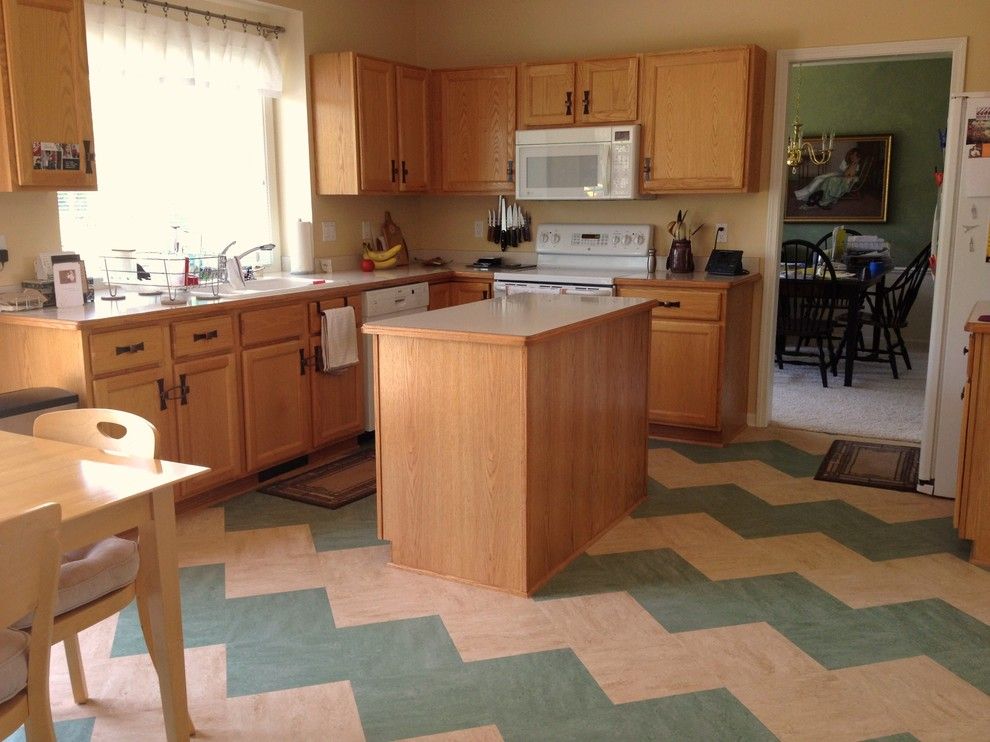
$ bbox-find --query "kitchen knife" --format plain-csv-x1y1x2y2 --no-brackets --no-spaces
487,209,495,243
510,204,519,247
500,197,508,251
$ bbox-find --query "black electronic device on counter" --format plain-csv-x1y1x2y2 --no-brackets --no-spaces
705,249,748,276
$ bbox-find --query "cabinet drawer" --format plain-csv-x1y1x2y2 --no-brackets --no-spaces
308,298,346,335
171,315,234,358
240,303,306,346
619,287,722,321
89,325,166,376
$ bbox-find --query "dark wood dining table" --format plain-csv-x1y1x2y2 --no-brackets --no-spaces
778,264,891,387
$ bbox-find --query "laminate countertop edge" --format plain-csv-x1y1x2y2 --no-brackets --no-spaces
965,301,990,333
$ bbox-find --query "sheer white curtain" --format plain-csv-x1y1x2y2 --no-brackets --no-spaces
60,4,283,264
84,2,282,96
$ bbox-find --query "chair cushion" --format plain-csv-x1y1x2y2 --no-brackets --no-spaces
0,628,28,704
11,537,139,630
55,537,139,617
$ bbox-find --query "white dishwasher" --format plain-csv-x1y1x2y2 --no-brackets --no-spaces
362,282,430,431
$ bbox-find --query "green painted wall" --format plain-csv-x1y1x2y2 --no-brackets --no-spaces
782,58,951,265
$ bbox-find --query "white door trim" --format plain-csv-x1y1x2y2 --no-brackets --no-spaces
756,37,968,427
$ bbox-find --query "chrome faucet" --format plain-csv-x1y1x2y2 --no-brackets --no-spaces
221,242,276,288
233,243,276,280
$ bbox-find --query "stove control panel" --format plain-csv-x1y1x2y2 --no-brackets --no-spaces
536,223,652,256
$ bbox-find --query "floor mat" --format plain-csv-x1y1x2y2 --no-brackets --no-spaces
259,448,376,509
814,438,920,492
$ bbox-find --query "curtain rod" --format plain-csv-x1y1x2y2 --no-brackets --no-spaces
115,0,286,37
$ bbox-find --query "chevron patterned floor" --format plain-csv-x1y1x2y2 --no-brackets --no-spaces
7,428,989,741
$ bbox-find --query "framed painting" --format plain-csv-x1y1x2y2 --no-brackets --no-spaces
784,134,892,223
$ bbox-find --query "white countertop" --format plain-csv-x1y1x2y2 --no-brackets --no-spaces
363,293,655,344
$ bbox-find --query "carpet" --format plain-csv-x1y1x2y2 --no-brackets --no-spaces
260,448,376,509
772,352,927,442
814,438,921,492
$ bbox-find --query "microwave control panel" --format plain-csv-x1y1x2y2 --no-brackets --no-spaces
536,224,652,257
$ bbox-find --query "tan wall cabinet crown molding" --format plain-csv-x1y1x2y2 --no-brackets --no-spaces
518,56,639,128
0,0,97,191
640,45,765,193
311,52,430,195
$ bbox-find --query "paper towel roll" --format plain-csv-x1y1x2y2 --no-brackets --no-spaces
291,220,314,274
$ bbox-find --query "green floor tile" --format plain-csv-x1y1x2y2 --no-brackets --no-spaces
3,716,95,742
652,438,822,478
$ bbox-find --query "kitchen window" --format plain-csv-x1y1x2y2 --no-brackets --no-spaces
59,1,283,272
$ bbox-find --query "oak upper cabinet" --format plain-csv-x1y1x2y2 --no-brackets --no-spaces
640,45,765,193
437,66,516,193
518,57,639,128
0,0,96,191
311,52,430,195
240,304,311,471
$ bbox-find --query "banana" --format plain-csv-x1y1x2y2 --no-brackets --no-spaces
366,243,403,261
372,256,398,269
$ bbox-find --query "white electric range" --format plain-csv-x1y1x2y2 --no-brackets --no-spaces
492,223,652,296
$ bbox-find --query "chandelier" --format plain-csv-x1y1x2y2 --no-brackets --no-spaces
785,64,834,173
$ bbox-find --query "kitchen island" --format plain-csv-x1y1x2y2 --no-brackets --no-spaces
363,293,656,595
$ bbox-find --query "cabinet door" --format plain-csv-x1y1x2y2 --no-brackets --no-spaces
450,281,491,305
641,46,764,192
439,66,516,193
242,339,311,471
310,335,364,446
0,0,96,190
91,368,177,460
576,57,638,124
356,55,398,193
648,318,721,428
429,282,452,310
396,65,430,192
519,62,574,127
173,353,243,495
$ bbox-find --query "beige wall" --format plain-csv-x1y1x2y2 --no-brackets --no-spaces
2,0,988,278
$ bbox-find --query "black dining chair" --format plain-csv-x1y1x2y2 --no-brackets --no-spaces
777,243,840,387
849,243,932,378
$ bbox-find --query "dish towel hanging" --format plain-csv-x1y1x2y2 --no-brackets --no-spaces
320,306,358,373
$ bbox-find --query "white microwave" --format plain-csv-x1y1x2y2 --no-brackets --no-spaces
515,124,641,200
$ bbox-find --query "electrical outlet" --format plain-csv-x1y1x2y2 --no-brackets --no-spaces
715,224,728,243
474,221,484,239
321,221,337,242
361,221,372,240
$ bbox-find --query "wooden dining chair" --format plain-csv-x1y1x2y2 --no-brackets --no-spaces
0,503,61,742
777,243,840,386
30,409,159,706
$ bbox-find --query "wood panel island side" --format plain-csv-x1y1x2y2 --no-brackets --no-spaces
363,293,656,595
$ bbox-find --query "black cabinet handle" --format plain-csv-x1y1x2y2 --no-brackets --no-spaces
565,91,573,115
642,157,652,178
156,378,167,411
390,159,398,182
299,348,307,376
963,347,969,355
401,160,408,184
178,374,189,405
83,139,95,175
582,90,590,115
314,345,325,373
658,301,681,308
193,329,218,342
507,159,514,182
115,341,145,355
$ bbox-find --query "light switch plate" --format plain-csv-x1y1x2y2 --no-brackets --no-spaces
322,221,337,242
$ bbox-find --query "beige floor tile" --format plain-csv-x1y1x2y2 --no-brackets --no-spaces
735,426,836,455
537,592,669,648
225,552,326,599
222,523,316,560
399,725,504,742
584,515,670,555
175,507,228,566
677,623,824,686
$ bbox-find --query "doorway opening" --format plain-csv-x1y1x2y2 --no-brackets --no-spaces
757,40,967,467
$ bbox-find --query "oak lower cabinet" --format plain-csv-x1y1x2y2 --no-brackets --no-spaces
0,0,96,190
955,303,990,566
309,295,364,446
310,52,430,194
518,56,639,127
428,282,452,310
91,366,177,461
640,46,765,193
616,275,757,444
450,280,492,305
436,66,516,193
239,301,311,472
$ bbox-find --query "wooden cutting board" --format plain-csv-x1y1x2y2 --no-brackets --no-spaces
381,211,410,265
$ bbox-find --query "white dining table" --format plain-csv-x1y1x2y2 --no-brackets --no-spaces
0,430,207,742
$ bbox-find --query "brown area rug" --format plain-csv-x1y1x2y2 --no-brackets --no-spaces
260,448,376,509
814,439,920,492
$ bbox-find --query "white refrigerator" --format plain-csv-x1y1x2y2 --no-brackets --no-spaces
920,93,990,498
